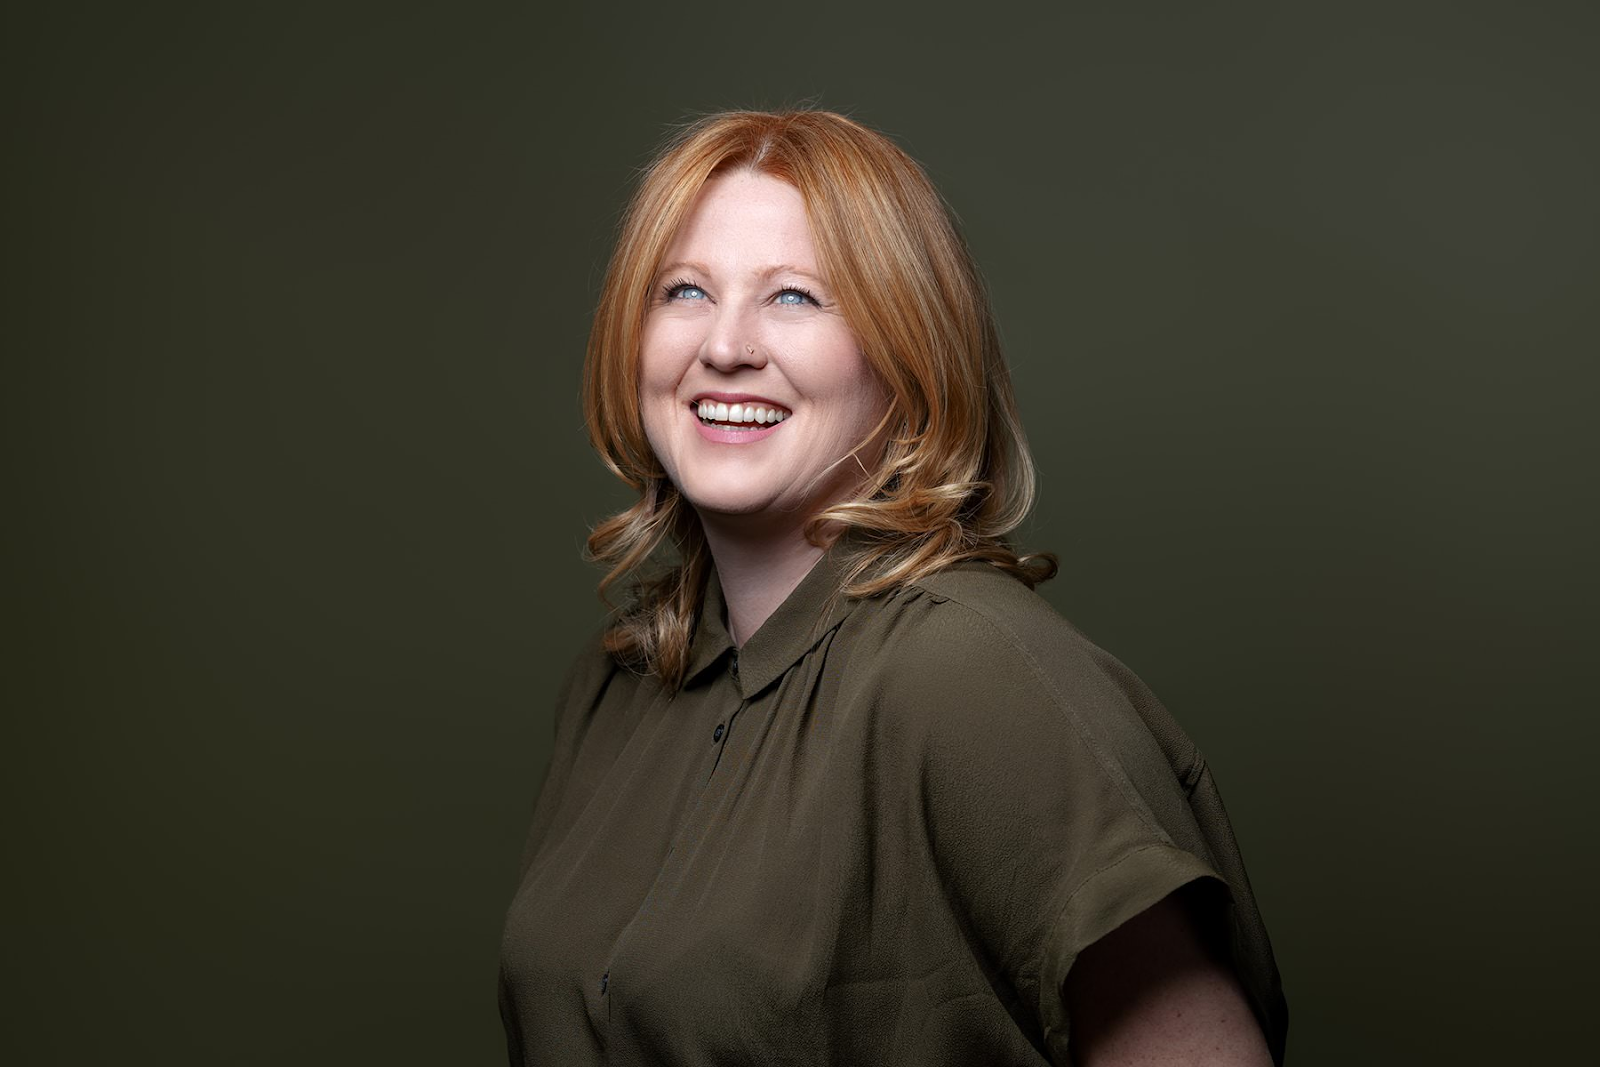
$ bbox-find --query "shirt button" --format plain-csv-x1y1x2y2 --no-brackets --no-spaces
712,723,725,742
729,654,739,679
600,971,609,994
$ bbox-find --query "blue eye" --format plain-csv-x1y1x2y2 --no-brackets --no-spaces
775,288,816,306
665,283,707,301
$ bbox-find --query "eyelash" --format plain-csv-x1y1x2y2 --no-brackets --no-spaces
776,285,818,306
659,278,819,306
661,277,702,302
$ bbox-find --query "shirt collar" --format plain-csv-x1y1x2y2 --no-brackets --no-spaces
683,529,870,698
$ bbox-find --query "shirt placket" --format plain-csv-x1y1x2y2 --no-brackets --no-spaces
591,650,751,1028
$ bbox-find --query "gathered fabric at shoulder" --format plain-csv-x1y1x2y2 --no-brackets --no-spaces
499,552,1286,1066
890,563,1287,1064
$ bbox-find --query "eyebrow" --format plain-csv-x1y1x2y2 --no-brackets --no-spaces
654,260,830,287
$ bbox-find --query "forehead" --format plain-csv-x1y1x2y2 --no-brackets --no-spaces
662,170,818,270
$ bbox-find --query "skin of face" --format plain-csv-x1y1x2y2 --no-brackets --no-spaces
639,169,888,538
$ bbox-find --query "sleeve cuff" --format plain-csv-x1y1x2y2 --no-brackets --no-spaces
1036,843,1224,1061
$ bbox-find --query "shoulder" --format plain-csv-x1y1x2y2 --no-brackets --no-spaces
849,561,1198,792
560,622,620,691
906,561,1102,676
565,621,619,678
550,622,629,730
867,561,1150,723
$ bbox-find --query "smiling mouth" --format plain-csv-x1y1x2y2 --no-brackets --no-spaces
692,399,791,430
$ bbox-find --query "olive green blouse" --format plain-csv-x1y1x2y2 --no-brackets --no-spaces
499,536,1288,1065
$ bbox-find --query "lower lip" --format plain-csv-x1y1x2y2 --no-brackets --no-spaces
690,406,788,444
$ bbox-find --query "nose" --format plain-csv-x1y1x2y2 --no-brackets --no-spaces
700,303,767,372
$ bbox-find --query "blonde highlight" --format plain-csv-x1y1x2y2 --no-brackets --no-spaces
582,109,1057,688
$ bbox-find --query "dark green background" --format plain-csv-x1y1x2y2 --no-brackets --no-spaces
8,2,1596,1063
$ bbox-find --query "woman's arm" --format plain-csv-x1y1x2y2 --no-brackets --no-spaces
1062,886,1274,1067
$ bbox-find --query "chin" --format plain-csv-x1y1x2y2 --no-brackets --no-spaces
683,491,777,518
672,468,781,514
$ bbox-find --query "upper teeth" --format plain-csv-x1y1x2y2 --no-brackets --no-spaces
697,400,789,424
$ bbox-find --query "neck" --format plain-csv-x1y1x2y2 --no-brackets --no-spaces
699,513,838,648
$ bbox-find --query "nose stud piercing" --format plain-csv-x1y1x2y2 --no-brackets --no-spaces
745,344,755,355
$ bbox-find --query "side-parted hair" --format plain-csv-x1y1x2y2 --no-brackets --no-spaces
584,109,1056,687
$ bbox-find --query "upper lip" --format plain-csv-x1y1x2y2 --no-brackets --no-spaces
688,391,791,410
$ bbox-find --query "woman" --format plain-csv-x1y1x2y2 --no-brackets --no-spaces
500,110,1288,1065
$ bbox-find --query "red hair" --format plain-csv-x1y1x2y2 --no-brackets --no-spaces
583,110,1055,685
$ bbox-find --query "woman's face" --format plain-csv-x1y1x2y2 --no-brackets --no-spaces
639,169,887,533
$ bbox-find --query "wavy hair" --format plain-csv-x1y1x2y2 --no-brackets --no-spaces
583,109,1056,687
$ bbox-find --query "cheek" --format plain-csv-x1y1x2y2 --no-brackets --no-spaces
638,337,683,409
636,350,674,456
638,380,677,456
637,337,669,393
801,326,875,395
829,357,887,432
640,322,704,397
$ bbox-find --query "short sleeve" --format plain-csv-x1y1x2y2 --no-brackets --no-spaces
882,588,1285,1063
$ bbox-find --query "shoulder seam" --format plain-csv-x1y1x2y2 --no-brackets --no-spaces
903,577,1175,849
